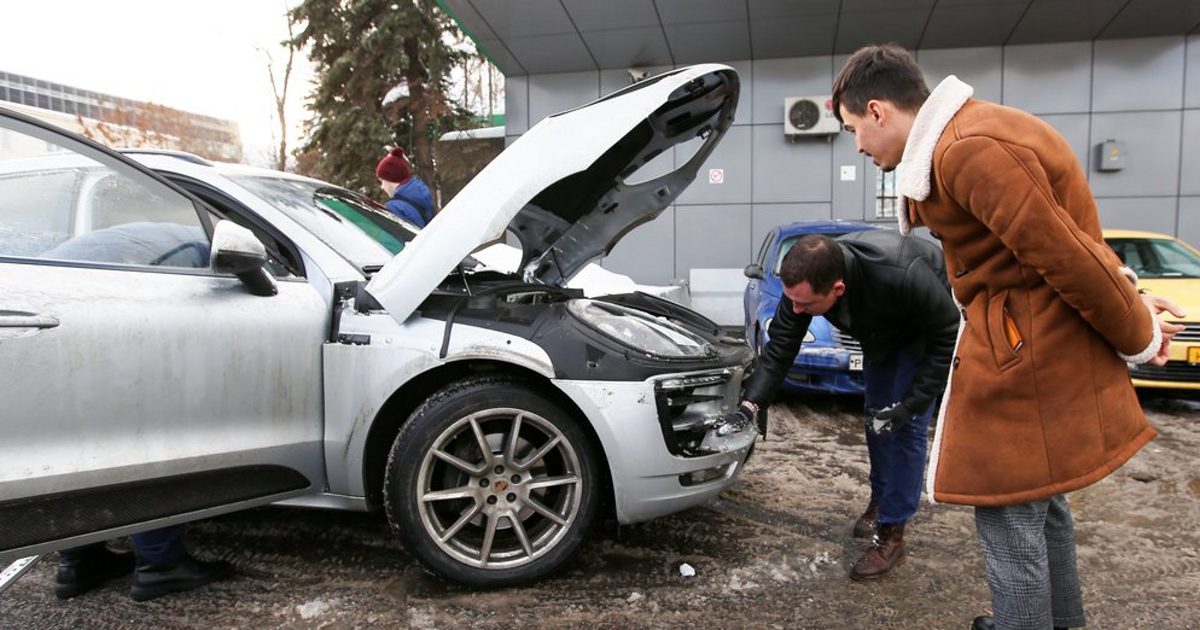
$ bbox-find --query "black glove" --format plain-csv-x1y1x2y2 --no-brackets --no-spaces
704,404,755,436
868,401,915,436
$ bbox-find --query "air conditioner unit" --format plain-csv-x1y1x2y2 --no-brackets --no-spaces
783,95,840,136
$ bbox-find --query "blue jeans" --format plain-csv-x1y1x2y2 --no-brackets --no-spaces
862,348,934,526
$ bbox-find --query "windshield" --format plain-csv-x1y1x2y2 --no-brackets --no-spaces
774,232,848,275
229,174,418,272
1107,237,1200,279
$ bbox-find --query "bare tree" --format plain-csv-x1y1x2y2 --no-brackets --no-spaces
260,3,299,171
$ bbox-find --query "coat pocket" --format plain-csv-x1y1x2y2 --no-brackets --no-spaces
987,292,1023,371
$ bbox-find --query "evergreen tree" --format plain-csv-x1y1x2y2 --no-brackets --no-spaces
292,0,471,199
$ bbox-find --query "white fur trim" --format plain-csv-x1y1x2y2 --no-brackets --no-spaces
925,297,966,506
1118,307,1163,365
897,197,912,235
898,76,974,202
895,76,974,233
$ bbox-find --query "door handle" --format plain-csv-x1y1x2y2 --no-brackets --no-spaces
0,310,60,329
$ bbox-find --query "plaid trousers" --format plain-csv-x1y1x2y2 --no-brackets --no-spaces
974,494,1087,630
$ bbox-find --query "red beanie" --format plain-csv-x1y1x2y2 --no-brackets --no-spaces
375,147,412,183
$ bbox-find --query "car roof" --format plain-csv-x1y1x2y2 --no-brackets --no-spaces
1102,228,1176,240
774,220,881,236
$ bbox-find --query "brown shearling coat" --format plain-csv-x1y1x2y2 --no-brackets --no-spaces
899,77,1159,507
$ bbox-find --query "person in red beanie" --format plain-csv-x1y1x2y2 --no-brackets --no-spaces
375,146,435,227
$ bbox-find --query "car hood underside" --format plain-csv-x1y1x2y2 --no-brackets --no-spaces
366,64,739,324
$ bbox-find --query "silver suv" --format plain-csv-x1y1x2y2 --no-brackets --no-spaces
0,64,753,587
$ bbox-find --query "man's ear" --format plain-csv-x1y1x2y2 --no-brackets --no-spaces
866,100,887,125
833,280,847,297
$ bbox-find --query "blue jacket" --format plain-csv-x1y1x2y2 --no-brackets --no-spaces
385,178,435,227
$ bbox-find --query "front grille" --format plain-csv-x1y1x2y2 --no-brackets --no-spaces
831,329,862,352
1130,360,1200,383
1173,322,1200,343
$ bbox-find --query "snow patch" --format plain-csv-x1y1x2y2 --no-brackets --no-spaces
296,598,335,619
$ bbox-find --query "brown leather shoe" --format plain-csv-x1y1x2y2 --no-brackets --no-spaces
852,499,879,538
850,523,905,581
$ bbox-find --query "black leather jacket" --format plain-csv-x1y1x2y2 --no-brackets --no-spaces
744,230,959,415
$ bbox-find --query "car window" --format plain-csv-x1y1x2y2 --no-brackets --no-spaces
166,176,302,279
229,174,416,271
1108,237,1200,279
0,119,209,269
755,232,774,269
774,232,848,275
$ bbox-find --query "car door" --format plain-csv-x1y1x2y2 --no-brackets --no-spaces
744,230,776,343
0,109,328,560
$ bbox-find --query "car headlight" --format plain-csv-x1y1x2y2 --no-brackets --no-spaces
568,299,714,359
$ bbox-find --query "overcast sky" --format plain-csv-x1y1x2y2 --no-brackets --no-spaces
1,1,314,165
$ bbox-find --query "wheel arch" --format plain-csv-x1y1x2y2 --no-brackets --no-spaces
359,360,614,516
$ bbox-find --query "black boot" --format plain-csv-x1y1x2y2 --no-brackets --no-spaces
971,616,995,630
130,552,233,602
972,615,1069,630
55,543,135,599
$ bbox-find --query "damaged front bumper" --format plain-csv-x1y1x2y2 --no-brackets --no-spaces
552,366,756,524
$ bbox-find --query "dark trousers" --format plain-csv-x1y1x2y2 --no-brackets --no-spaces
862,348,934,526
131,524,187,564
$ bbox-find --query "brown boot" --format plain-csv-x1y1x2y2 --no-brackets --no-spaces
850,523,905,581
852,499,879,538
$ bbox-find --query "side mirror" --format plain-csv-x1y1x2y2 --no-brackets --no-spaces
211,220,277,296
743,264,765,280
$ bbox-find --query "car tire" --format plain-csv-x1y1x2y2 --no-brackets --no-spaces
383,375,600,587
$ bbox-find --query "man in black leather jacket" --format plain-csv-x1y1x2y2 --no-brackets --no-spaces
720,229,958,581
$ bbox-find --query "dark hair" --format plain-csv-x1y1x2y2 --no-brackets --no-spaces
779,234,844,294
832,44,930,124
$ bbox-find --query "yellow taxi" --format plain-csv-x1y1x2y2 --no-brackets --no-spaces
1103,229,1200,390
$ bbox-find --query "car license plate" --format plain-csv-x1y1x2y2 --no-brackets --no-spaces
849,353,864,371
1189,347,1200,365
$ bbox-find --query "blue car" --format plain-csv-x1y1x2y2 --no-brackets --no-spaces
743,220,882,396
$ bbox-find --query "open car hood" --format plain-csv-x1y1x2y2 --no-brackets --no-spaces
367,63,739,323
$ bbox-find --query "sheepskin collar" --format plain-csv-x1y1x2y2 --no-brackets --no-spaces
895,76,974,234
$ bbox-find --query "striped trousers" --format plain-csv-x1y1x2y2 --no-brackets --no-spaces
974,494,1087,630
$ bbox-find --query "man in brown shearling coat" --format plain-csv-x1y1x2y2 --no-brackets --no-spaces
832,44,1185,630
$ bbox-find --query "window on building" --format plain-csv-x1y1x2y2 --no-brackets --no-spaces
874,169,897,219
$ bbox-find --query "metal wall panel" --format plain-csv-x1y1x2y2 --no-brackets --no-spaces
674,204,754,271
526,71,600,124
1038,114,1093,175
1003,42,1093,114
604,207,678,284
1089,111,1182,197
1096,197,1178,234
750,56,834,125
1178,197,1200,245
1187,35,1200,108
1092,37,1186,112
504,75,529,135
599,65,673,99
751,125,833,204
1181,109,1200,196
918,47,1004,103
676,126,752,206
